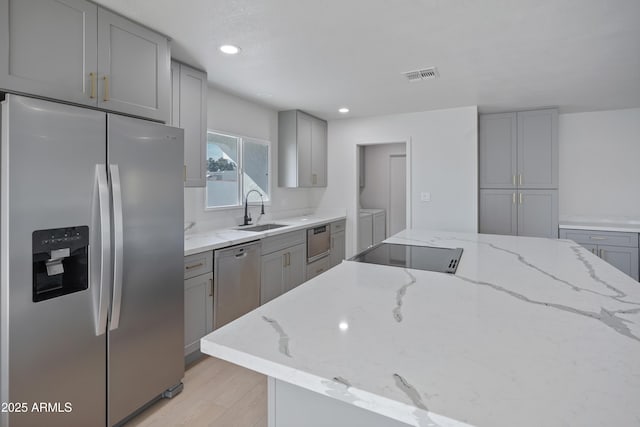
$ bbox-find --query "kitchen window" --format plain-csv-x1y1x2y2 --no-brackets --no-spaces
205,131,271,209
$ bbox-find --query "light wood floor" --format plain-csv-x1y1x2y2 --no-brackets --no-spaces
124,356,267,427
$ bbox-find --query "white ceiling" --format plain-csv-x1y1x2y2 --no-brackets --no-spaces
95,0,640,120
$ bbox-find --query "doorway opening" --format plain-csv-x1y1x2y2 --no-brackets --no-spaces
355,141,410,254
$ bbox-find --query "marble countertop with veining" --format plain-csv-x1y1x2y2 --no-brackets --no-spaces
183,213,346,256
201,229,640,427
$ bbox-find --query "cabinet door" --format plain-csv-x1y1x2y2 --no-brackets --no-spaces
330,231,346,268
598,245,639,281
580,243,598,256
517,109,558,189
517,190,558,238
358,213,373,252
261,250,286,305
0,0,98,106
311,117,327,187
184,273,213,356
97,7,169,122
373,212,386,245
479,113,517,188
296,112,313,187
479,190,517,235
179,63,208,187
284,243,306,293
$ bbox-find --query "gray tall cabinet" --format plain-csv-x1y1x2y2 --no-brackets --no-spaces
479,109,559,238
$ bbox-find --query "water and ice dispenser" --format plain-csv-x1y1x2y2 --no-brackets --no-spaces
32,226,89,302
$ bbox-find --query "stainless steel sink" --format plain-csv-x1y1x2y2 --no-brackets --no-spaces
240,223,288,232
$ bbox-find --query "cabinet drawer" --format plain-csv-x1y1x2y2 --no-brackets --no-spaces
184,251,213,279
559,229,638,248
331,220,346,234
306,256,330,281
262,230,306,255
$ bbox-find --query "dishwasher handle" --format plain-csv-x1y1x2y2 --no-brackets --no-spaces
235,251,248,259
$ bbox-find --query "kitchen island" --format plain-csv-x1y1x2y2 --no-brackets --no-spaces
201,229,640,427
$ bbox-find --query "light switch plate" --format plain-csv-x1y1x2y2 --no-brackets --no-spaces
420,192,431,202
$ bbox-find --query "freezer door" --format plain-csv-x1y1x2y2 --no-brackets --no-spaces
0,95,107,427
106,115,184,425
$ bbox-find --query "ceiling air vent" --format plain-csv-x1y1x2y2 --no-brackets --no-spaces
403,67,439,82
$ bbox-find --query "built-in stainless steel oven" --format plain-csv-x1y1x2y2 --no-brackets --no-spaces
307,224,330,263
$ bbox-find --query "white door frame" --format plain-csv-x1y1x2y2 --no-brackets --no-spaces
354,138,412,255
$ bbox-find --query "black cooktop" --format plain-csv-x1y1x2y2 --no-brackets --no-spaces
350,243,463,274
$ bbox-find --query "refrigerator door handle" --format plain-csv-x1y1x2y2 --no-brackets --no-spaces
109,164,124,330
92,165,111,336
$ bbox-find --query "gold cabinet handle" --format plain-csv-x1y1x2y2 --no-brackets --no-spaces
519,193,523,204
512,175,516,186
590,248,596,254
185,262,204,270
209,278,213,297
103,75,109,101
519,174,523,186
89,72,97,99
589,236,608,241
599,249,605,258
512,193,516,205
283,253,287,268
312,173,317,185
287,253,291,266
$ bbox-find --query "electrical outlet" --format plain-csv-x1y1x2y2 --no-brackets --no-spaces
420,192,431,202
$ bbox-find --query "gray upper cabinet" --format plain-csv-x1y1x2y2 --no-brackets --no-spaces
0,0,98,106
278,110,328,188
479,113,517,188
97,7,169,122
0,0,170,122
479,109,558,189
171,61,208,187
517,109,558,189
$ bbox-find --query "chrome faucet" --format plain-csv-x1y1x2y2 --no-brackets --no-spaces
242,189,264,226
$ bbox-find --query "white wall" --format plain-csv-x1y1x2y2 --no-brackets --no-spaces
559,108,640,219
317,106,478,256
184,86,321,231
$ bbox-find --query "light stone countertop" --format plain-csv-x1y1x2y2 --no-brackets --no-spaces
201,229,640,427
559,218,640,233
184,213,346,256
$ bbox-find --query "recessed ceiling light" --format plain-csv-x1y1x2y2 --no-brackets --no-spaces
338,107,350,114
220,45,240,55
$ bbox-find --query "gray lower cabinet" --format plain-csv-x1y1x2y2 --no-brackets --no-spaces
559,229,639,280
171,60,208,187
184,272,213,356
480,189,558,238
479,190,518,235
517,190,558,238
183,251,214,357
330,231,346,268
0,0,170,122
372,211,386,245
306,256,330,281
260,230,306,305
261,243,306,305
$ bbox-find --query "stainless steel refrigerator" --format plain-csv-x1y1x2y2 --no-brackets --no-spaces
0,95,185,427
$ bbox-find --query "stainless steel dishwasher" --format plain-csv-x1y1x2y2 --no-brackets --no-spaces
213,240,261,329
